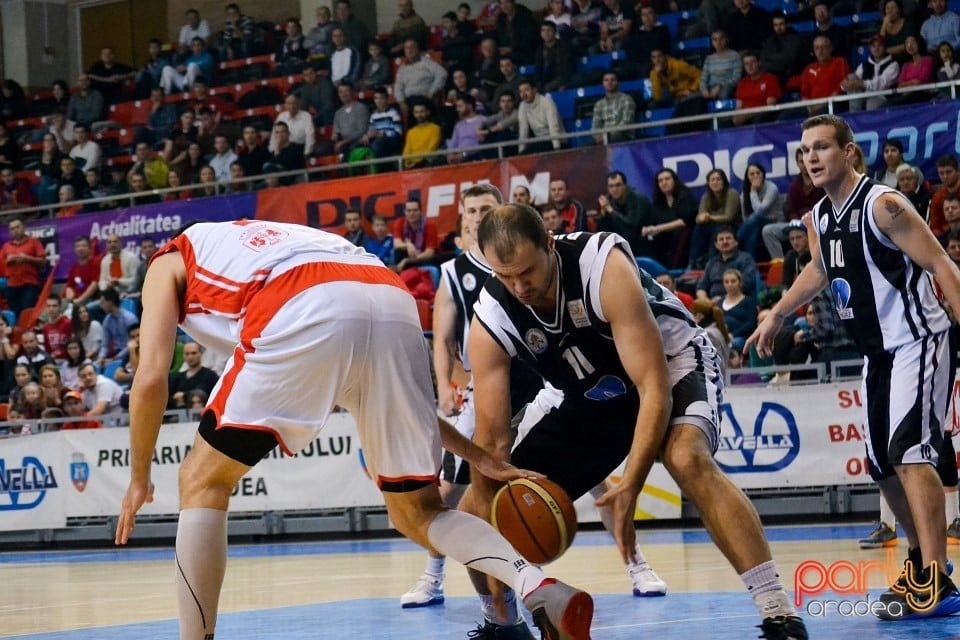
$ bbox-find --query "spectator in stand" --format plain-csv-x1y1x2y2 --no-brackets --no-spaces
164,170,191,201
237,126,269,178
439,12,475,74
719,268,757,352
8,364,33,406
737,162,783,259
263,122,305,185
937,42,960,99
691,169,741,268
947,229,960,266
56,185,83,217
512,185,533,205
477,91,519,157
218,3,256,60
294,65,337,127
41,295,72,363
760,12,807,90
168,341,220,409
394,39,449,115
591,70,635,144
60,390,103,429
99,234,139,297
0,124,19,171
402,102,442,169
649,49,705,129
642,168,698,267
732,51,781,126
871,139,908,188
700,30,742,101
517,79,565,154
179,8,211,51
305,5,335,57
843,35,899,112
810,2,852,61
19,381,50,420
67,73,104,131
331,82,370,160
16,331,55,381
138,39,175,98
762,149,824,259
631,6,671,78
329,27,362,85
97,287,138,367
393,199,437,271
497,0,540,65
473,38,505,108
938,193,960,247
160,37,213,95
81,169,115,212
194,165,219,197
121,236,156,309
547,178,587,232
657,272,695,311
46,112,75,153
446,93,485,164
63,235,102,306
139,87,178,147
129,142,170,190
276,18,310,76
341,209,368,247
930,155,960,235
780,221,811,290
44,79,72,117
36,133,64,205
68,124,101,172
879,0,918,62
477,0,502,32
0,79,27,121
208,135,237,184
77,362,123,417
691,298,732,366
891,34,935,103
0,167,35,211
363,86,404,161
922,0,960,53
596,0,637,55
535,21,574,93
72,303,103,362
126,173,161,205
186,79,238,123
333,0,370,54
492,56,524,110
594,170,651,256
544,0,572,35
725,0,771,52
388,0,428,56
357,41,391,91
540,203,567,233
800,36,849,114
364,214,396,266
897,164,931,222
271,94,315,158
87,47,136,104
2,217,46,318
696,227,758,301
39,364,69,410
227,162,248,193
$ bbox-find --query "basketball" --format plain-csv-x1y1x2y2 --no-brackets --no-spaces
491,478,578,565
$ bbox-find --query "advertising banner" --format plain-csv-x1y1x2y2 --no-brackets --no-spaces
0,431,66,531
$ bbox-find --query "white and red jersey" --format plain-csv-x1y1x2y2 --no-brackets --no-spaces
153,220,385,361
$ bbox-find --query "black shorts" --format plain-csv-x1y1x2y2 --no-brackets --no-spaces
198,410,278,466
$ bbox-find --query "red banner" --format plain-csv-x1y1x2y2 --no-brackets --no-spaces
253,147,610,238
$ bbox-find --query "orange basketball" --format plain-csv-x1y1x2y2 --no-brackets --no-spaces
491,478,578,565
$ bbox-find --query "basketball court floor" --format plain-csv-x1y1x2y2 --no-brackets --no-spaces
2,522,959,639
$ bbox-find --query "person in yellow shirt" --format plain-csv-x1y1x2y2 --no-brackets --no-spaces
649,49,707,133
402,102,441,169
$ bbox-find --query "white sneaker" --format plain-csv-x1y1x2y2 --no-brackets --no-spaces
629,563,668,597
400,573,444,608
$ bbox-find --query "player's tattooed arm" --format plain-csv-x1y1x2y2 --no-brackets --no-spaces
883,197,907,219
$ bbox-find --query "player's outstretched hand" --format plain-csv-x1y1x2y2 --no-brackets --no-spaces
595,482,639,565
473,457,545,484
115,479,154,545
743,311,785,359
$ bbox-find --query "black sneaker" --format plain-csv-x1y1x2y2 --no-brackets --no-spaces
757,615,808,640
877,565,960,621
881,547,922,599
466,620,536,640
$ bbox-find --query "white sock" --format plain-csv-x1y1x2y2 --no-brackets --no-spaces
626,543,650,571
426,510,546,599
425,555,445,579
946,490,960,524
176,508,227,640
741,561,796,619
879,494,896,528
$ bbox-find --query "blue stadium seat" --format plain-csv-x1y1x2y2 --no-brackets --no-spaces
657,10,698,39
103,360,124,381
1,310,14,328
846,12,880,26
569,119,594,147
636,257,667,277
120,298,138,317
420,265,440,289
621,78,653,101
851,46,869,69
518,64,536,77
641,108,673,138
707,99,737,113
675,37,710,55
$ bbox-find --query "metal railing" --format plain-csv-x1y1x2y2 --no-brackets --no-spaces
3,78,959,218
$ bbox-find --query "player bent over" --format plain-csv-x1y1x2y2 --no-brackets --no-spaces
114,221,594,640
461,205,807,640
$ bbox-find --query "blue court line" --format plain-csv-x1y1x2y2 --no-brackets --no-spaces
0,523,885,565
7,593,960,640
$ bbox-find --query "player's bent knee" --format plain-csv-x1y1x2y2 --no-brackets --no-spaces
661,442,719,488
383,486,445,548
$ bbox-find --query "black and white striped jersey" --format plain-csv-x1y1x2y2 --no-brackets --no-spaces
440,249,491,371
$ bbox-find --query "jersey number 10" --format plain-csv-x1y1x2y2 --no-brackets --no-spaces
829,239,845,268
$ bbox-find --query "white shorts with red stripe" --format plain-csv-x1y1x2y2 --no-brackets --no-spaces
202,260,441,489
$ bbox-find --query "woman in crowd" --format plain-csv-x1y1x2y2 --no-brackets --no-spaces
38,364,69,410
894,34,934,103
0,79,27,121
936,42,959,99
8,364,33,405
72,304,103,362
643,168,698,268
691,298,732,371
737,162,783,259
195,165,220,198
879,0,917,61
762,149,824,259
720,268,757,352
61,338,90,391
871,139,906,188
164,169,193,201
20,381,49,420
896,163,931,220
0,314,18,395
37,132,64,205
690,168,741,268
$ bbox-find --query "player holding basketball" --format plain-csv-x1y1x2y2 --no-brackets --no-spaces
464,205,808,640
748,114,960,620
114,220,594,640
